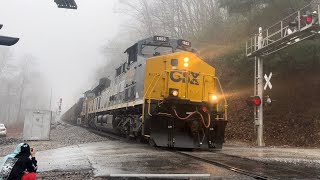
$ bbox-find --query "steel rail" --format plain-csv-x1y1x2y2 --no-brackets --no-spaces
175,151,268,180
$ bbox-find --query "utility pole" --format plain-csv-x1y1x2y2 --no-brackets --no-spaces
49,88,53,123
49,88,53,111
17,74,26,122
255,27,264,146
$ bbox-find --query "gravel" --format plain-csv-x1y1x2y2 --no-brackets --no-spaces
0,121,115,179
0,122,114,157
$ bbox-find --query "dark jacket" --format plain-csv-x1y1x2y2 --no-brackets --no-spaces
7,145,37,180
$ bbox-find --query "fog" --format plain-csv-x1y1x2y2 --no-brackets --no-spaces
0,0,127,113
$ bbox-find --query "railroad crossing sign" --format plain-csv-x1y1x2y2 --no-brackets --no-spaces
264,72,272,90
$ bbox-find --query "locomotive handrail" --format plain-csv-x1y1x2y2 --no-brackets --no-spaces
144,72,165,116
213,76,228,121
202,73,228,121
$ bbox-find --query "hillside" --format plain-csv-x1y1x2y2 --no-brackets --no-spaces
205,41,320,147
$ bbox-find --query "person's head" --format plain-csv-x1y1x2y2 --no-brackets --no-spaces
17,143,31,157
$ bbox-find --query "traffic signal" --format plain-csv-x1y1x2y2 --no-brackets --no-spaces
54,0,77,9
246,96,262,106
301,11,318,26
302,14,313,25
0,24,19,46
0,36,19,46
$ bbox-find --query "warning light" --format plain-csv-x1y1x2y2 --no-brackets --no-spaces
302,15,313,24
306,16,312,24
184,63,189,68
246,96,261,106
183,57,189,63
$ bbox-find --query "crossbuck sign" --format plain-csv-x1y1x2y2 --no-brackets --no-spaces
264,72,272,90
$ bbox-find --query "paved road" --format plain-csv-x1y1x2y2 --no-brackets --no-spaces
37,141,246,179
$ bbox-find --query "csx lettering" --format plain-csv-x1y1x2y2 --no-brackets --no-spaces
169,71,199,85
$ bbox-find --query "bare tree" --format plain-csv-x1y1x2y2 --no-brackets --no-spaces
0,47,13,76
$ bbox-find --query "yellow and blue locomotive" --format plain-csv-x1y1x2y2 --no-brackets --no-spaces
76,36,228,149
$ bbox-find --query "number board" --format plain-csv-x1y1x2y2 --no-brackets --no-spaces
153,36,169,42
178,39,191,47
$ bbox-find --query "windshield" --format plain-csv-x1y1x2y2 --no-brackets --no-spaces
141,45,173,58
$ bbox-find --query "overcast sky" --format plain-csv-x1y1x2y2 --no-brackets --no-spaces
0,0,127,110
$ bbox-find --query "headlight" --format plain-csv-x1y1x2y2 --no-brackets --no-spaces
172,90,179,96
184,57,189,63
184,63,189,68
209,94,218,102
169,88,179,97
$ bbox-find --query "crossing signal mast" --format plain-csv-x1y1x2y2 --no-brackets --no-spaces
245,1,320,146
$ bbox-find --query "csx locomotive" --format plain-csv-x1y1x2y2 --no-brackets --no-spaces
64,36,228,149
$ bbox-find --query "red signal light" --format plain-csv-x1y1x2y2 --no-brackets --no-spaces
306,16,312,24
302,15,313,24
246,96,262,106
253,98,261,106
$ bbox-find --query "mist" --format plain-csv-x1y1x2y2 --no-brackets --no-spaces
0,0,128,120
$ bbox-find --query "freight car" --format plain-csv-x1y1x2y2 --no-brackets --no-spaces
70,36,228,149
61,98,84,125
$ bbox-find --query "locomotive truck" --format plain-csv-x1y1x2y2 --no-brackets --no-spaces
63,36,228,149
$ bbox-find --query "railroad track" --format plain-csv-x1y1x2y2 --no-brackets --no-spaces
176,151,268,180
87,128,126,141
87,127,269,179
81,126,320,179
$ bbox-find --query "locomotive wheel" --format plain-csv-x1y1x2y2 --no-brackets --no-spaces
125,126,133,140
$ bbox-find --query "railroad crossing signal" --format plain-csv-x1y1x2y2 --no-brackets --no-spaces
246,96,262,106
0,24,19,46
264,73,272,90
246,2,320,147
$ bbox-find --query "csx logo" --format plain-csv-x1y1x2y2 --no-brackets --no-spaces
170,71,200,85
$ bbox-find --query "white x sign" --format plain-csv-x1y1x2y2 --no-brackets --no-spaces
264,72,272,90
